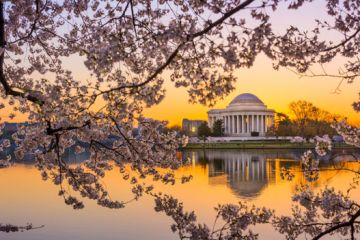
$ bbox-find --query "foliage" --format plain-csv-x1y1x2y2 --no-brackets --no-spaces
211,119,224,137
0,0,359,239
153,193,273,240
273,103,340,138
0,224,42,233
291,101,341,136
289,101,318,136
162,125,184,136
197,121,211,142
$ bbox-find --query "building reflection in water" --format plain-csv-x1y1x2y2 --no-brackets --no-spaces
182,149,360,199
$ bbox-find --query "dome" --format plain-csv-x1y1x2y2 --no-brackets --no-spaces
230,93,264,105
207,92,275,137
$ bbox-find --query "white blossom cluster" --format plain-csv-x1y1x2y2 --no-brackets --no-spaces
332,120,360,148
290,136,306,143
153,193,273,240
273,185,360,240
313,135,332,156
301,150,319,182
0,154,11,168
0,124,13,168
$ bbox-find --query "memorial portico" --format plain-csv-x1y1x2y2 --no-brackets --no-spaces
207,93,275,137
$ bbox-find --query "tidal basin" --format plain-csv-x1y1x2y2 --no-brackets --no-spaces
1,149,359,240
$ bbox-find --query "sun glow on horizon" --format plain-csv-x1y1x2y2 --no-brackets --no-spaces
2,60,359,126
1,1,359,127
142,55,360,127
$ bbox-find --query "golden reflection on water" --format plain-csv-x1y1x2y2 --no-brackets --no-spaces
0,149,359,240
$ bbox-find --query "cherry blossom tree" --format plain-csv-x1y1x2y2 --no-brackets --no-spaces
0,0,359,238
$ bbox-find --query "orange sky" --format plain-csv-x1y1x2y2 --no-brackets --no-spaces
1,1,359,126
140,1,360,126
143,54,360,126
2,53,359,126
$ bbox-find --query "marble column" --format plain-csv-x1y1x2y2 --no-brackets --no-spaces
233,115,235,134
240,115,243,133
248,115,252,133
230,115,232,134
234,115,238,134
252,115,255,132
245,115,248,133
265,115,268,133
227,115,229,134
236,115,239,134
243,115,245,133
249,114,252,133
231,115,234,134
246,115,248,133
233,115,236,134
251,114,255,132
263,115,266,133
228,115,231,134
241,115,245,134
229,115,232,134
225,116,228,134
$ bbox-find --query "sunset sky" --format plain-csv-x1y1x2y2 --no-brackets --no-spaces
2,1,359,126
2,1,360,240
6,55,359,126
142,54,360,126
141,1,360,126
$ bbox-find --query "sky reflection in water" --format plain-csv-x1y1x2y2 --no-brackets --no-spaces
0,149,359,240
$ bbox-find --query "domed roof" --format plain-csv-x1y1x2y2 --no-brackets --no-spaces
230,93,264,105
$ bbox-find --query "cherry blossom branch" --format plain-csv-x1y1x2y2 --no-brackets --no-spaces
0,1,44,105
92,0,256,97
322,27,360,52
7,0,49,44
0,224,44,233
46,120,91,135
312,209,360,240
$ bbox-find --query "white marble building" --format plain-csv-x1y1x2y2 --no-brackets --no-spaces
207,93,275,136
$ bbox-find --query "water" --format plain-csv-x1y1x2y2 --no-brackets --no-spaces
0,149,359,240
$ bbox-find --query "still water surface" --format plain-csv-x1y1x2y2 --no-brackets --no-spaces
1,149,360,240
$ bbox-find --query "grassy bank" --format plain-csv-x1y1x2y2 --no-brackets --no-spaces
184,141,354,149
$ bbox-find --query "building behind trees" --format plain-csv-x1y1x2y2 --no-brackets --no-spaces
181,119,204,136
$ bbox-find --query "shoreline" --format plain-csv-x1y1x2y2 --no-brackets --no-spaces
183,142,355,150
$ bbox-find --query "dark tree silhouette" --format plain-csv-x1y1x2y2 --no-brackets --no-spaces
211,119,225,137
197,121,211,143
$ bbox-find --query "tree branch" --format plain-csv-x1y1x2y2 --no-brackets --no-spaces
0,1,44,105
97,0,256,95
322,28,360,52
312,209,360,240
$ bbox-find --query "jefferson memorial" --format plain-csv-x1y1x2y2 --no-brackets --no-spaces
208,93,275,137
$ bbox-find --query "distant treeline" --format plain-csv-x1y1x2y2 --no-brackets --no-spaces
168,100,347,139
268,100,341,138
